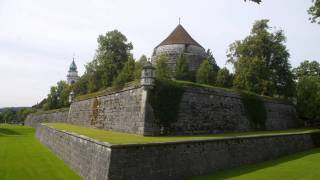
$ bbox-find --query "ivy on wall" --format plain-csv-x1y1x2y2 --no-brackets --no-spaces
240,91,267,130
148,80,185,128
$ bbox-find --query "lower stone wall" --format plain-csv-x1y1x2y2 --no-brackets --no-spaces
36,124,320,180
36,124,112,180
25,109,69,128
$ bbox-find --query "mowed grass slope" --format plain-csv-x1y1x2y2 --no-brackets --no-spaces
47,123,320,144
189,148,320,180
0,124,82,180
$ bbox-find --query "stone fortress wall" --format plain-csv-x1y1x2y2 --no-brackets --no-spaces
36,123,320,180
168,87,299,135
26,84,300,136
25,108,69,128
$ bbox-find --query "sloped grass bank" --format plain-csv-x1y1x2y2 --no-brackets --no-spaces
189,148,320,180
0,124,81,180
47,123,320,145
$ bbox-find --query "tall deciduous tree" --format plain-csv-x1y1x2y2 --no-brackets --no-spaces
227,19,295,97
155,54,171,80
113,56,136,87
196,60,216,85
86,30,133,91
296,76,320,125
293,60,320,79
175,54,189,80
216,67,233,88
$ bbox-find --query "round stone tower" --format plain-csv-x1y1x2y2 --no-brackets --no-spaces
151,24,207,72
67,58,80,85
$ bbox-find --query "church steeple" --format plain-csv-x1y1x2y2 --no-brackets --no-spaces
67,58,79,85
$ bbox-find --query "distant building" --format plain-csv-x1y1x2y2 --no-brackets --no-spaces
67,58,79,85
151,23,207,72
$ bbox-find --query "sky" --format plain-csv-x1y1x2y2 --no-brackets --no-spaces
0,0,319,107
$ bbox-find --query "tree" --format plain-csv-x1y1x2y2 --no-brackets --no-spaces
293,60,320,79
216,68,233,88
134,55,148,80
155,54,171,80
72,75,89,96
296,76,320,125
206,49,220,73
308,0,320,24
42,81,71,110
227,19,295,97
196,60,216,85
85,30,133,91
175,54,189,80
113,56,136,87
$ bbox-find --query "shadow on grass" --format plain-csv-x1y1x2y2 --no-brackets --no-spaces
0,128,22,135
189,148,320,180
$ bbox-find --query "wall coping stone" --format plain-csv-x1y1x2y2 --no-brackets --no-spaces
41,124,320,149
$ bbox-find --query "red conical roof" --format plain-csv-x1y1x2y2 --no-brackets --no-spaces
157,24,202,48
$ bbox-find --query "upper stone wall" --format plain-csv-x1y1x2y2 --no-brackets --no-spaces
25,83,300,136
67,86,151,135
158,87,300,135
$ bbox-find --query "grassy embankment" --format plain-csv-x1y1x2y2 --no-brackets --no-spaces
47,123,319,145
189,148,320,180
0,124,81,180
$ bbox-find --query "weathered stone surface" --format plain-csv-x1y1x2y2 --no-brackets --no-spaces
25,109,69,128
36,124,320,180
163,87,301,135
37,124,112,180
67,86,153,135
26,85,300,136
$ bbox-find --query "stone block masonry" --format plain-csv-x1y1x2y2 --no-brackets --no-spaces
166,87,300,135
26,84,300,136
36,124,320,180
25,108,69,128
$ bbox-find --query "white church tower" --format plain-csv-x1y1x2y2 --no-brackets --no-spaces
67,58,80,85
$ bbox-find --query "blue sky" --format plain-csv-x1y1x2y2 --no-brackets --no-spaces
0,0,319,107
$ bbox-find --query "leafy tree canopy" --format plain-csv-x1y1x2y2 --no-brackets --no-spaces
296,76,320,124
42,81,71,110
308,0,320,24
293,60,320,79
85,30,133,92
196,59,216,85
113,56,136,87
227,19,295,98
175,54,190,81
155,54,171,80
216,67,233,88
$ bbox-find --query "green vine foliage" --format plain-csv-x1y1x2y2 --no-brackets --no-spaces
148,80,185,128
240,91,267,130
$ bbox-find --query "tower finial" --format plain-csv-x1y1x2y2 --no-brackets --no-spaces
179,17,181,25
72,53,75,61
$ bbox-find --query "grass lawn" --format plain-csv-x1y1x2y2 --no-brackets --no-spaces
189,148,320,180
0,124,82,180
47,123,320,145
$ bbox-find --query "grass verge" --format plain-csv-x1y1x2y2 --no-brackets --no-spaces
0,124,81,180
189,148,320,180
46,123,320,145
